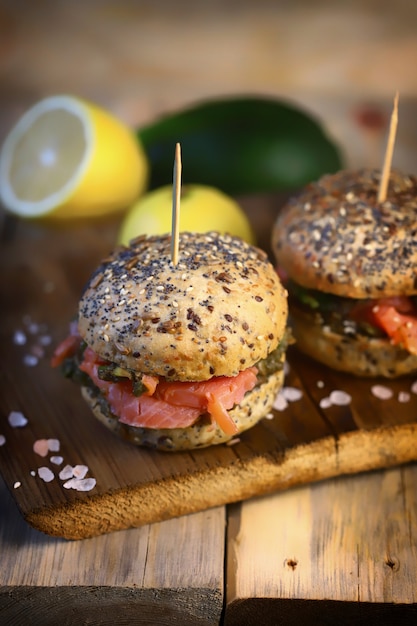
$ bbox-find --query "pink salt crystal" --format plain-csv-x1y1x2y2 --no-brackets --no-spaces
371,385,393,400
411,381,417,395
38,467,54,483
33,439,49,457
8,411,28,428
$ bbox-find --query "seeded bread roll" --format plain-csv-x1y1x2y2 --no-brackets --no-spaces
290,308,417,378
81,368,284,451
272,168,417,378
51,231,289,450
79,232,287,382
272,168,417,299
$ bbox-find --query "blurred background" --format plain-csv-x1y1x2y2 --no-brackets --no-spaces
1,0,417,172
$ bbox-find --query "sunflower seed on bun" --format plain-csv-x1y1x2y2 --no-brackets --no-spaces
272,168,417,378
52,231,289,450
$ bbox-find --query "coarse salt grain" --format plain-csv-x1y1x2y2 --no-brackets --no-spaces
371,385,393,400
0,435,5,446
63,477,97,492
398,391,410,403
411,381,417,395
329,390,352,406
59,464,75,481
13,330,27,345
317,380,324,388
23,354,38,367
8,411,28,428
39,335,52,346
273,392,288,411
30,470,36,477
282,387,303,402
50,456,64,465
38,467,54,483
226,437,241,446
72,465,88,479
47,438,60,452
14,481,21,489
319,397,333,409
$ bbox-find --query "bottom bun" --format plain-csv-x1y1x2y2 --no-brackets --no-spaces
291,309,417,378
81,368,285,451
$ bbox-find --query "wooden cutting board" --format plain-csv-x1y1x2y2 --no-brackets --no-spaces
1,197,417,540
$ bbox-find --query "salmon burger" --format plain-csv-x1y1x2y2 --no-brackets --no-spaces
52,231,289,451
272,168,417,378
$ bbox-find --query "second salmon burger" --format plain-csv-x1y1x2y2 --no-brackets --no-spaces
53,231,289,450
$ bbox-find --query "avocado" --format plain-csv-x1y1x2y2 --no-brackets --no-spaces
137,96,344,195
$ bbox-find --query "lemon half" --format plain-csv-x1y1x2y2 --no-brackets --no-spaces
0,95,149,219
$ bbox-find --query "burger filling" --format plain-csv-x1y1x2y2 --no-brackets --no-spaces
286,279,417,355
51,324,289,436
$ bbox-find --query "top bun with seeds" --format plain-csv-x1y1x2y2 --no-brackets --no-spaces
52,231,289,451
78,231,287,381
271,168,417,378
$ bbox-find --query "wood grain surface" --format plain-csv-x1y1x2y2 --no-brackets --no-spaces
0,475,224,626
225,465,417,625
2,198,417,541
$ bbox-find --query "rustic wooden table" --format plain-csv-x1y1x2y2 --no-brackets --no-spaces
1,199,417,625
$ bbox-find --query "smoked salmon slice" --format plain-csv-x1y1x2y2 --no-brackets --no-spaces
79,347,257,433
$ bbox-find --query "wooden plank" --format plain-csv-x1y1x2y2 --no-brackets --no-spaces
2,211,417,540
0,476,225,625
224,464,417,625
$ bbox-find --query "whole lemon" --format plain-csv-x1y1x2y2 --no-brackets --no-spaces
118,184,255,245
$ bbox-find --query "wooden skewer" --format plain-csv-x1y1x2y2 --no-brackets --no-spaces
378,91,399,203
171,142,182,265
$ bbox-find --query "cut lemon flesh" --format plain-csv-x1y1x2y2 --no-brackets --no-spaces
0,95,149,219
